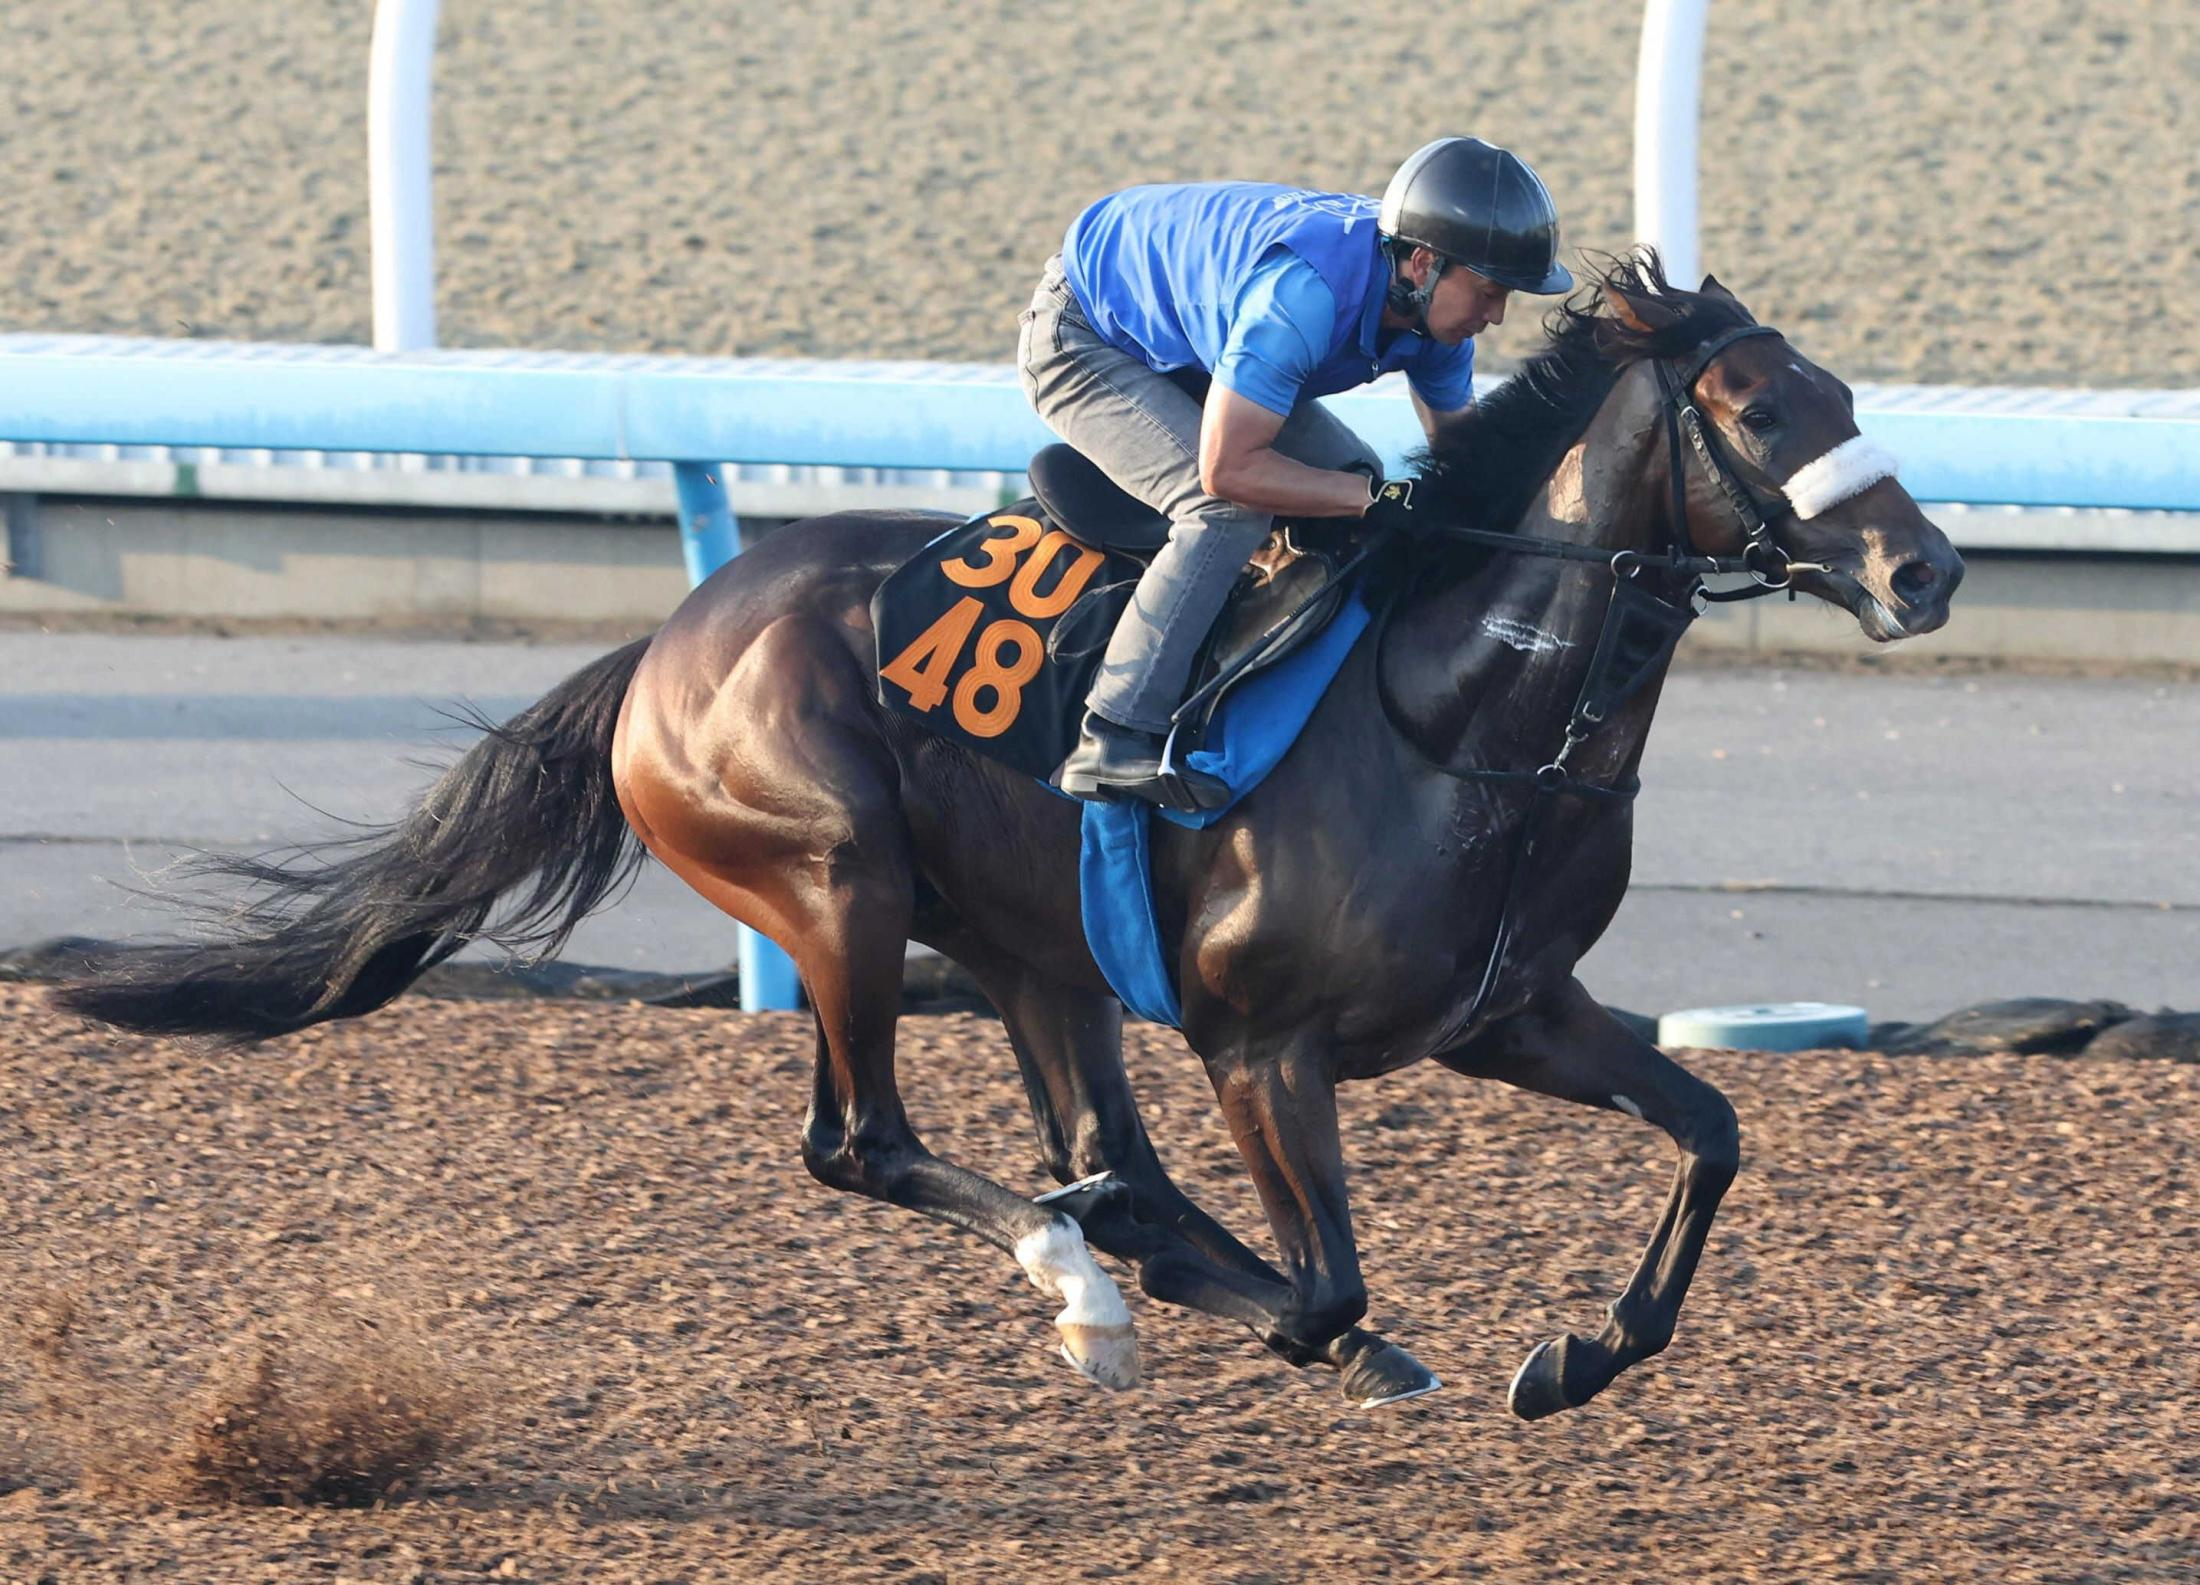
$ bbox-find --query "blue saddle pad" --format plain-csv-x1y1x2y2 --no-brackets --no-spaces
1075,593,1372,1026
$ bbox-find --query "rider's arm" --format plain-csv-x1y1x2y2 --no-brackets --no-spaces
1201,252,1377,519
1200,387,1374,518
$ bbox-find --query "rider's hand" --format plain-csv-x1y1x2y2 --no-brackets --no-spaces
1360,477,1427,540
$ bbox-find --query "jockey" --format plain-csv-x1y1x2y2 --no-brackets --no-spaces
1020,136,1575,807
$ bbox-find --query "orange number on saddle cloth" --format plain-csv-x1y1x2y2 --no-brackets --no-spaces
1006,530,1106,619
952,619,1046,737
880,595,984,712
941,514,1044,588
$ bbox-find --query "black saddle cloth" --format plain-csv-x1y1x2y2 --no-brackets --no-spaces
872,454,1367,782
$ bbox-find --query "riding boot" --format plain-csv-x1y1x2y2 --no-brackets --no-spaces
1056,711,1230,812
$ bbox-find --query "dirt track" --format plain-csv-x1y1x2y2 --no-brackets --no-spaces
7,1,2194,386
1,984,2194,1582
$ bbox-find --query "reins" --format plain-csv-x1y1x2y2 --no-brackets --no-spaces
1161,325,1810,745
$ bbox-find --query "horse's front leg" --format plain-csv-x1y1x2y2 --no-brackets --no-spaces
1208,1045,1442,1408
1439,975,1741,1419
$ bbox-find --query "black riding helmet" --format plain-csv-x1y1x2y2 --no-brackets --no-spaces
1379,136,1573,324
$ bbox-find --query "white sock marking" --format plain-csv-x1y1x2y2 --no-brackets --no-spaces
1782,436,1899,520
1016,1219,1132,1329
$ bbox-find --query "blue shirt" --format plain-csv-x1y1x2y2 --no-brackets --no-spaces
1220,250,1476,416
1063,182,1474,416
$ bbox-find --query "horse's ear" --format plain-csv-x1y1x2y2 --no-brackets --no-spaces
1698,273,1755,318
1600,279,1683,335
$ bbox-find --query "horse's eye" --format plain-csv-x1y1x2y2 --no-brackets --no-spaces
1739,407,1780,435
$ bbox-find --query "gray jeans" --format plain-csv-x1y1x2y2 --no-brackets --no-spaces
1016,255,1381,733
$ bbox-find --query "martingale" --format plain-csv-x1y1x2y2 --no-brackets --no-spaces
871,507,1143,780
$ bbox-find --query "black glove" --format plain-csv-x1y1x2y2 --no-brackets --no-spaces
1361,476,1426,541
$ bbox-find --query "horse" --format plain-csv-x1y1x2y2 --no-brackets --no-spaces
58,253,1963,1417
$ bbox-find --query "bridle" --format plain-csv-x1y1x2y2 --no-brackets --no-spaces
1409,321,1828,600
1655,322,1827,599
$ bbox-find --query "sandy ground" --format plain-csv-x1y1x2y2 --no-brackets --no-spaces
1,984,2194,1582
2,1,2193,387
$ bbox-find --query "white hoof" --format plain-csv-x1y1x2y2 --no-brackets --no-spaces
1058,1323,1142,1390
1016,1218,1141,1391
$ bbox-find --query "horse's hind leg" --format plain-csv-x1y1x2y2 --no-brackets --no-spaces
784,863,1143,1390
1438,976,1741,1420
952,944,1298,1327
620,624,1138,1390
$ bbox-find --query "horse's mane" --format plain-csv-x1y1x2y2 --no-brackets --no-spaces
1404,250,1755,570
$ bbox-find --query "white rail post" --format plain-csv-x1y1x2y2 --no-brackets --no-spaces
1633,0,1708,290
369,0,441,351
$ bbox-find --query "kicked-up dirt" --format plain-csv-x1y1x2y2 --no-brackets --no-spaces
0,984,2194,1582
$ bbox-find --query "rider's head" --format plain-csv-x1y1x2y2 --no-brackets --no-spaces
1379,137,1574,343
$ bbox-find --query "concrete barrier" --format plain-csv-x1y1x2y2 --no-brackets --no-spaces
7,495,2196,666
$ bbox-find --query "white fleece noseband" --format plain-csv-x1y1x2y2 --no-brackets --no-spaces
1782,436,1899,520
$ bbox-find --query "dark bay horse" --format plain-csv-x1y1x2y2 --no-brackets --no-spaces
60,255,1962,1417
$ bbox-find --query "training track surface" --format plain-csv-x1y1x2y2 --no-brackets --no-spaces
1,987,2192,1581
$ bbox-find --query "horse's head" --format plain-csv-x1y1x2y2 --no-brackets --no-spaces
1601,270,1964,641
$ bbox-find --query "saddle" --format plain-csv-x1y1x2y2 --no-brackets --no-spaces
872,443,1368,788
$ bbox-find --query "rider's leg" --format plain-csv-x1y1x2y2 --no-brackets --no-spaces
1020,273,1385,753
1019,260,1267,802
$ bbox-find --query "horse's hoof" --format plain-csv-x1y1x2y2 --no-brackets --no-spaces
1340,1340,1442,1409
1017,1217,1140,1391
1507,1335,1577,1421
1057,1321,1142,1390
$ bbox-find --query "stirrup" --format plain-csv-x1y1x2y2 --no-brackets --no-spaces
1057,715,1229,813
1153,721,1231,814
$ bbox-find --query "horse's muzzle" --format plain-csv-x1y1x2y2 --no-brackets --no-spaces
1874,545,1965,640
1808,544,1962,642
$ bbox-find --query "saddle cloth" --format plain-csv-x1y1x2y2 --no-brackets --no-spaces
872,494,1375,1025
872,497,1358,784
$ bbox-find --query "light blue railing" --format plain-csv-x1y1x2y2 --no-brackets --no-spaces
4,336,2198,511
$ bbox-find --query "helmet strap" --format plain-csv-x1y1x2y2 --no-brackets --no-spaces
1384,243,1447,336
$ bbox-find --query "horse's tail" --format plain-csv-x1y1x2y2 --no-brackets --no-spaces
55,637,653,1046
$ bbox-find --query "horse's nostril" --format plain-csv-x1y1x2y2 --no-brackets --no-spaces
1890,559,1939,604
